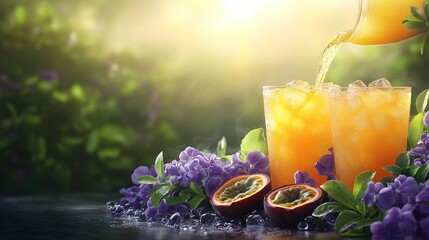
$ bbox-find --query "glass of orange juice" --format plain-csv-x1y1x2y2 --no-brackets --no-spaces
349,0,423,45
328,80,411,189
263,81,333,189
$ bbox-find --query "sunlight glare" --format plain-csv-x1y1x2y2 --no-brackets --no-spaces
220,0,267,24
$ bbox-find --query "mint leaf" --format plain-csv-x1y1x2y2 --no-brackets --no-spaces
217,136,227,157
165,196,184,206
408,112,425,148
395,153,410,168
312,202,350,217
356,202,367,216
189,195,205,209
240,128,268,158
321,180,358,210
421,31,429,55
415,164,429,183
155,151,165,179
151,193,163,207
415,89,429,113
189,182,205,196
335,210,362,234
179,189,192,202
411,6,427,21
137,175,158,184
354,217,378,229
406,165,420,177
353,170,376,201
384,165,403,176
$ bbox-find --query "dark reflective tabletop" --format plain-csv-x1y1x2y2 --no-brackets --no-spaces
0,194,342,240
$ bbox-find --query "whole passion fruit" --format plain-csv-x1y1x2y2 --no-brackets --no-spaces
210,174,271,219
264,184,322,227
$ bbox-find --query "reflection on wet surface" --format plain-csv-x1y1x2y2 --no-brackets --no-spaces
0,195,339,240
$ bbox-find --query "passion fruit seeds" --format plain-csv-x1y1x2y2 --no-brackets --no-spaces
210,174,271,219
264,184,322,227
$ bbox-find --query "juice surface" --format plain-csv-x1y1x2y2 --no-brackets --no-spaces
263,86,332,188
329,88,411,189
350,0,423,44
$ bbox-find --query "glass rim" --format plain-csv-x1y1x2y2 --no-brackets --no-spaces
262,86,412,91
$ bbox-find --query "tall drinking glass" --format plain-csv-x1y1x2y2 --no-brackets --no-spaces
328,86,411,189
263,83,332,189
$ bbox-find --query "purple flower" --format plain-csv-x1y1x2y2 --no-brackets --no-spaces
224,153,250,176
314,147,336,180
202,175,224,197
362,182,395,211
370,206,417,240
131,166,157,185
247,151,269,174
294,171,316,187
391,175,420,206
409,133,429,166
145,199,188,219
119,186,144,209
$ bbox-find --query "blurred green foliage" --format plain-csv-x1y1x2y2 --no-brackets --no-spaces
0,0,181,193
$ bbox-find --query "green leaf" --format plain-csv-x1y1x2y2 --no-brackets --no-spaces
395,153,410,168
383,165,403,176
411,6,427,21
147,185,161,198
155,151,165,179
312,202,350,217
321,180,358,210
353,170,376,200
240,128,268,159
52,91,69,103
415,164,429,182
151,193,163,207
157,185,171,196
425,1,429,19
179,189,192,202
403,20,427,30
189,182,204,196
335,210,362,234
165,196,184,206
406,165,421,177
408,112,425,148
421,31,429,55
189,195,205,209
354,217,378,229
356,202,367,216
415,89,429,113
217,136,227,157
138,175,158,184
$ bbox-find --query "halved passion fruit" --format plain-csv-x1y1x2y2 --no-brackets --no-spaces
264,184,322,227
210,174,271,219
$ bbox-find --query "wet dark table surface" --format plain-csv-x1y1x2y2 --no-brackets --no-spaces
0,194,341,240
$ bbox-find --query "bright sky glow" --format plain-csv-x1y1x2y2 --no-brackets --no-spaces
220,0,267,24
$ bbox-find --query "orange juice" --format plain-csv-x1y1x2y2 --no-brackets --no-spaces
349,0,423,45
263,83,332,188
329,86,411,189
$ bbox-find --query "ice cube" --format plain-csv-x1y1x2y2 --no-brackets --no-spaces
286,80,310,92
348,80,367,89
368,78,392,88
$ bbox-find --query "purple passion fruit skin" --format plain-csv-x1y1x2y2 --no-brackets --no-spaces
210,174,271,219
264,184,322,227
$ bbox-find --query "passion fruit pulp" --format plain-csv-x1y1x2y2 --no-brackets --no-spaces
210,174,271,219
264,184,322,227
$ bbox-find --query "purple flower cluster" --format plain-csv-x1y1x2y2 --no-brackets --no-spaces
363,175,429,239
118,147,270,219
410,132,429,166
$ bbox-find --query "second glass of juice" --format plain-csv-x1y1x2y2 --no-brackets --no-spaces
329,83,411,189
263,81,333,189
